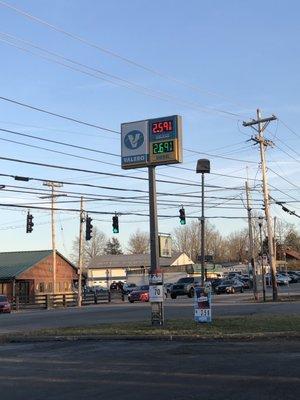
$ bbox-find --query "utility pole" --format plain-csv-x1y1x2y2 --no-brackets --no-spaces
78,197,84,307
42,181,64,294
245,181,258,300
243,110,278,301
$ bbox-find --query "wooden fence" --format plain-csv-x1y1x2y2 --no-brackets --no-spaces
12,290,124,310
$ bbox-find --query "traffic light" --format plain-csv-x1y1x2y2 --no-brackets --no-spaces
179,207,186,225
26,212,34,233
85,214,93,241
112,214,119,233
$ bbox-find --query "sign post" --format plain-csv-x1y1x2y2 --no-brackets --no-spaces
121,115,182,325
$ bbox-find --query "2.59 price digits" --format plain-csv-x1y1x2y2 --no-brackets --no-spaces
152,141,174,154
152,120,173,133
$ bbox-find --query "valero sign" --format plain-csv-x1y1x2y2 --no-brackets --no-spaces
121,115,182,169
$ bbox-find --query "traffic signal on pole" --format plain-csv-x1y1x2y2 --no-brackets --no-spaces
26,212,34,233
112,214,119,233
85,215,93,241
179,207,186,225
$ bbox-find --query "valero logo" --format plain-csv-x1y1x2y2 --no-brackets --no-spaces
124,130,144,150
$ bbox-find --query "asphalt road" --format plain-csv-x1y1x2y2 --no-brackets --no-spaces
0,290,299,334
0,340,299,400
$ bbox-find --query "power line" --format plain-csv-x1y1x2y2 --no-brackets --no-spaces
278,119,300,139
0,96,120,134
0,127,119,158
0,33,241,119
184,147,258,164
268,167,300,190
0,125,263,183
0,0,246,114
0,155,255,190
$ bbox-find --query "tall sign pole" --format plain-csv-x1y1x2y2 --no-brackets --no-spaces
121,115,182,326
148,165,163,325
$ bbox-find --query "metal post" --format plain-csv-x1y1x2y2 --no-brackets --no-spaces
201,172,205,286
245,181,259,300
148,166,163,325
78,197,84,307
259,219,266,302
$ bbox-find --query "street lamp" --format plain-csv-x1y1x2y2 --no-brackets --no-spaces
196,159,210,286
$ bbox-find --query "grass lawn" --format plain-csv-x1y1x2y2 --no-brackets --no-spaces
23,314,300,339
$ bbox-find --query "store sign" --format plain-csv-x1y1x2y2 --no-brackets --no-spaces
159,235,172,258
121,120,148,169
194,285,212,323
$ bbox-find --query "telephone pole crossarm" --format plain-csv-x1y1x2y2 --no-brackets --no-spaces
243,115,277,127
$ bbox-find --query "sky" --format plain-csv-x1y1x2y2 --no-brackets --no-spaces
0,0,299,258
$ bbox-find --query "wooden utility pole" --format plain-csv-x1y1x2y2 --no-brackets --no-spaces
78,197,85,307
245,181,259,300
42,181,64,294
243,110,278,301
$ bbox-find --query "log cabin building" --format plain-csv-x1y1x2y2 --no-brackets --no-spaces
0,250,78,300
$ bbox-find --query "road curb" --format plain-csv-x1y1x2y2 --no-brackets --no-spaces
0,331,299,344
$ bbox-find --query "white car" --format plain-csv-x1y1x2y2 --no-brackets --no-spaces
265,273,289,285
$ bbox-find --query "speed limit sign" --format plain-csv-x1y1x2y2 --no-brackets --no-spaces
149,285,164,302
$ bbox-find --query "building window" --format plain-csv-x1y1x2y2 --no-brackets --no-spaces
39,282,45,293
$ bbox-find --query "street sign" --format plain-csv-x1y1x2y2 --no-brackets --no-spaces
121,119,148,169
149,285,164,302
149,272,163,285
149,115,182,166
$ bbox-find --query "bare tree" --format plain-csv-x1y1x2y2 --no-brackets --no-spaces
225,228,249,262
172,220,223,262
70,227,107,266
127,229,149,254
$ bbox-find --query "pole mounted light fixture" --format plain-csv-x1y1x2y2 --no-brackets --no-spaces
196,159,210,286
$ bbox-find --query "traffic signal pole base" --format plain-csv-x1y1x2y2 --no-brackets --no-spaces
151,302,164,326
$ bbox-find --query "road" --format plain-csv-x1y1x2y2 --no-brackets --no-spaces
0,288,299,334
0,340,299,400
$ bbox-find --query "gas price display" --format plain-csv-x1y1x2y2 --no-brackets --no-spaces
152,141,174,154
149,115,182,166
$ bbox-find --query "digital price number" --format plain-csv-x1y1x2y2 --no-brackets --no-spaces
152,140,174,154
151,120,173,134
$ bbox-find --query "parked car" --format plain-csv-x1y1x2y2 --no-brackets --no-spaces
215,279,244,294
286,272,299,283
265,273,290,285
164,283,173,294
170,277,201,299
0,295,11,313
128,285,150,303
122,283,138,294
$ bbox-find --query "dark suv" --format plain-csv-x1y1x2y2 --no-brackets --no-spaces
170,277,201,299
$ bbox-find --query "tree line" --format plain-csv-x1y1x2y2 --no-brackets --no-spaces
70,220,300,266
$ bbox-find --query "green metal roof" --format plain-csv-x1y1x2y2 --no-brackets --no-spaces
0,250,53,280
